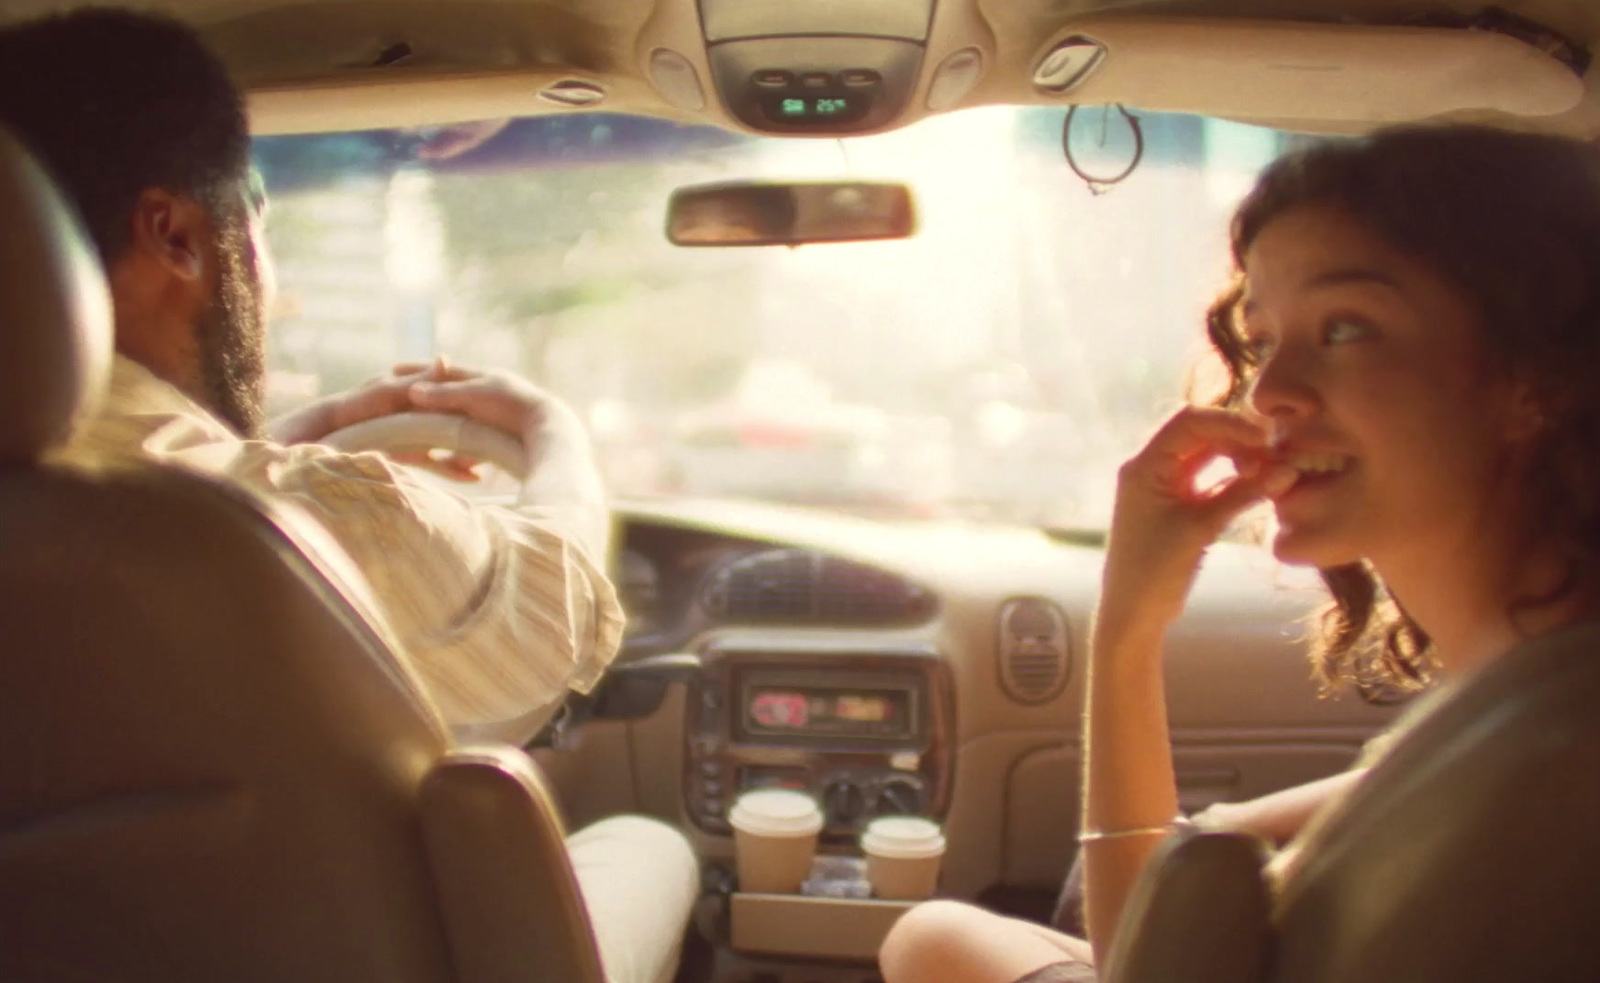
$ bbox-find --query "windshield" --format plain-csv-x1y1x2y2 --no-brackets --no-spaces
254,108,1300,526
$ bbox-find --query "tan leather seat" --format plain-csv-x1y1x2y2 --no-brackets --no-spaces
1103,621,1600,983
0,123,652,983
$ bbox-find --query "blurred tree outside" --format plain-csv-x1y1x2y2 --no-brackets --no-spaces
257,115,772,419
428,157,766,410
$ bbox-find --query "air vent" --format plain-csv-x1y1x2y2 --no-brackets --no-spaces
998,597,1071,703
701,549,937,626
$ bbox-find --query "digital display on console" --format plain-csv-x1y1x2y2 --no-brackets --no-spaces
745,686,910,738
759,93,869,125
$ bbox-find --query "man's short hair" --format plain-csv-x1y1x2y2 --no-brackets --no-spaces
0,7,251,265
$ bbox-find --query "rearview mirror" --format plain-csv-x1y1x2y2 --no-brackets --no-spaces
666,181,916,247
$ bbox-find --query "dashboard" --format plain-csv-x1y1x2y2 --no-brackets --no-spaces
614,529,938,659
565,497,1400,898
687,642,952,839
615,509,954,839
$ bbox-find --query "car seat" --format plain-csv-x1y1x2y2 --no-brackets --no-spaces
0,122,684,983
1102,620,1600,982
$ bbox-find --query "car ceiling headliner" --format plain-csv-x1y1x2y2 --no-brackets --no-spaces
2,0,1597,137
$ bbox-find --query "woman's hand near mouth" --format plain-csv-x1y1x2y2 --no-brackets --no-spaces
1081,406,1297,963
1099,407,1299,636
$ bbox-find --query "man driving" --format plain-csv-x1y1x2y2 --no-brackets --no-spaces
0,10,695,983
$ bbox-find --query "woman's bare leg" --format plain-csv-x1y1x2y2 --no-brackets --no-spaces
879,900,1094,983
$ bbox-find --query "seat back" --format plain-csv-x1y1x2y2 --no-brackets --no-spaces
1101,830,1273,983
0,470,462,982
1108,622,1600,983
1267,622,1600,982
0,124,608,983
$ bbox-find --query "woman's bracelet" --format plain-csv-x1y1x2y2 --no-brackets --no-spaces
1077,818,1190,844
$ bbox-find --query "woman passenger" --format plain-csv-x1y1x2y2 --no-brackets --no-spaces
879,124,1600,983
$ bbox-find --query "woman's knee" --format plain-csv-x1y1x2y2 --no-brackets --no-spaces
879,900,995,983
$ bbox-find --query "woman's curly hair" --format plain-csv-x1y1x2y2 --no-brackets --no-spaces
1202,125,1600,695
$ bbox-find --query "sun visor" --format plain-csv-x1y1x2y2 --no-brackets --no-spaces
245,70,677,135
1028,17,1585,124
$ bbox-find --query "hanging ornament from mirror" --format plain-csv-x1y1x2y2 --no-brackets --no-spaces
1061,103,1144,195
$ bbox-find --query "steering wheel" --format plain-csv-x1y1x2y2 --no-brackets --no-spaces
320,411,530,478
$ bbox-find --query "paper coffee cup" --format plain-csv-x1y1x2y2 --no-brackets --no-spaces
862,816,946,900
729,789,825,894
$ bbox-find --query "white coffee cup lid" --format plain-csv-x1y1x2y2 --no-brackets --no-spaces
862,816,946,859
729,789,825,837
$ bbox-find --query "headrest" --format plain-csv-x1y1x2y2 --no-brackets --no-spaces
0,124,112,466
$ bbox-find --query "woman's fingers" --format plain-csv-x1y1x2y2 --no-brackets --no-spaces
1199,462,1297,524
1100,409,1286,633
1133,409,1278,498
1143,407,1270,459
1232,452,1265,481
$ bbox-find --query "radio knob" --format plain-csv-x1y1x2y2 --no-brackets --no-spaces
873,778,923,817
822,780,867,825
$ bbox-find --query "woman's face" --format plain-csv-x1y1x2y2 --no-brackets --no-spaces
1240,206,1525,572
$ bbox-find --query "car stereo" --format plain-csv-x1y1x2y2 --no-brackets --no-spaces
685,644,953,838
737,670,919,744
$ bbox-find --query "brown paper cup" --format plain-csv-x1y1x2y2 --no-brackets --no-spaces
866,852,942,901
729,789,825,894
862,816,946,901
734,827,821,894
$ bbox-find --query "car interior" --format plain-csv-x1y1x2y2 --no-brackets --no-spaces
3,1,1600,981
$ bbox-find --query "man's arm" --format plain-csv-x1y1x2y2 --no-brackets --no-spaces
407,369,611,560
260,362,622,743
271,359,611,558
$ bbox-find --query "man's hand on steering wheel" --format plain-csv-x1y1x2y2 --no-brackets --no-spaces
269,360,485,480
406,364,605,506
267,359,601,497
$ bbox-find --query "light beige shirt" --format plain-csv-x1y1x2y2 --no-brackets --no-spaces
64,356,624,742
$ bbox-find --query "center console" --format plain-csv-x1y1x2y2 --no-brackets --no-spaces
685,640,954,838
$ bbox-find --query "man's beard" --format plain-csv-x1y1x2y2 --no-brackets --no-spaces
197,222,267,438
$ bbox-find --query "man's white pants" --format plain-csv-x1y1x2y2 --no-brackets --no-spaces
568,815,700,983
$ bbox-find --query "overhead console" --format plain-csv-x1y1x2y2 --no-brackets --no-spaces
695,0,959,135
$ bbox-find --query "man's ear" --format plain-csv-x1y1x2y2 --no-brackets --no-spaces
128,188,207,282
1502,375,1550,445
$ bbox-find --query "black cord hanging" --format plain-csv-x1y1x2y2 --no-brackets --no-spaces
1062,104,1144,195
